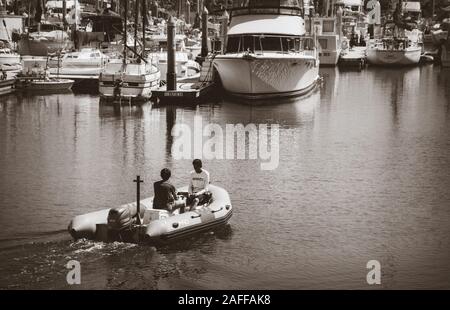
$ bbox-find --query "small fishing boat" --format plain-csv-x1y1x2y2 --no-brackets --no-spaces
15,78,74,91
68,184,233,245
15,57,74,91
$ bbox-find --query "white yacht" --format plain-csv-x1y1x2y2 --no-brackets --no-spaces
213,0,320,100
99,59,160,102
49,48,108,80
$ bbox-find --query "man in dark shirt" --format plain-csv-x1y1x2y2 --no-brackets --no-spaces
153,168,185,213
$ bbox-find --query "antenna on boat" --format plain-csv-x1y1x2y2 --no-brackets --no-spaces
133,175,144,225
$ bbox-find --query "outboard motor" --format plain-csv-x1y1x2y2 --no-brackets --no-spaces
107,203,144,231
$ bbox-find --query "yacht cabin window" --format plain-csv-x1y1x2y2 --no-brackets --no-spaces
226,35,314,54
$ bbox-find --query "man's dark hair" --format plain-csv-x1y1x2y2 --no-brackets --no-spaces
193,159,202,168
160,168,171,181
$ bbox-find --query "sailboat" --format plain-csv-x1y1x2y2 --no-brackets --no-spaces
366,1,422,66
99,0,160,103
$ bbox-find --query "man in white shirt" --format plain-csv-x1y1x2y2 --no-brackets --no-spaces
187,159,211,210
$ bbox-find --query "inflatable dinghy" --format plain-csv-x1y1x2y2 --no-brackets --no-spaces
68,184,232,245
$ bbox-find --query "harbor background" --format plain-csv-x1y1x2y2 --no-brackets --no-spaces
1,66,450,289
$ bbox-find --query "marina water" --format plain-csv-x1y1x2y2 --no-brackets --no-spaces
1,66,450,289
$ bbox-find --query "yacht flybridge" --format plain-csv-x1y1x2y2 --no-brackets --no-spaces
213,0,320,100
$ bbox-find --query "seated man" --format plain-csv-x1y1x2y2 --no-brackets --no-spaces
153,168,185,213
186,159,211,210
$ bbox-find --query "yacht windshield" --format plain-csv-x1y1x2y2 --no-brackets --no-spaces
231,0,304,17
226,35,314,54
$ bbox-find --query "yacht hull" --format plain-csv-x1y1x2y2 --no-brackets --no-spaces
213,54,319,100
15,79,74,91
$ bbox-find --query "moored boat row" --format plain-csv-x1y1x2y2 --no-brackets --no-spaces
1,0,449,102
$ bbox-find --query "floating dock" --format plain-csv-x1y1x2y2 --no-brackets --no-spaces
339,47,367,70
152,79,215,102
152,58,216,104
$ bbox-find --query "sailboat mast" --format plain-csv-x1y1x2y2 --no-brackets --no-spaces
62,0,67,30
134,0,139,53
76,0,80,30
142,0,146,59
123,0,128,65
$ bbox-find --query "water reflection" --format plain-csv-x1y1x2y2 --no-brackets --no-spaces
1,66,450,289
166,106,176,158
437,67,450,117
218,90,321,129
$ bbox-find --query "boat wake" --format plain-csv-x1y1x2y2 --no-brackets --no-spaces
70,239,139,255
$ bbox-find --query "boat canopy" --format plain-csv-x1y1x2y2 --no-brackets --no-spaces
228,15,306,36
230,0,304,17
29,23,63,33
402,2,421,13
337,0,363,6
46,0,77,9
21,58,47,73
80,14,123,39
